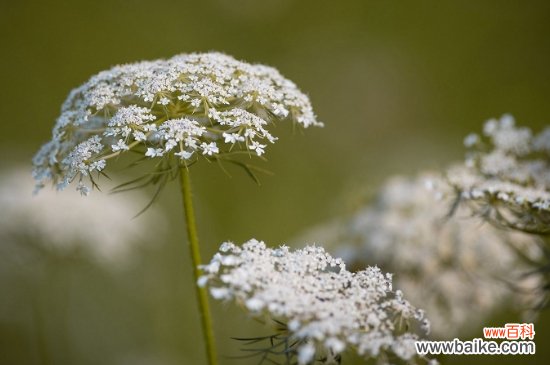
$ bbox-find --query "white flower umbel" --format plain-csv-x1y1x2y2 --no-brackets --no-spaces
32,52,322,194
447,114,550,234
299,174,544,339
32,52,322,365
0,168,165,265
200,239,431,364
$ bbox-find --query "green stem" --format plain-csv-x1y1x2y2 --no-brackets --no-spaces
179,166,218,365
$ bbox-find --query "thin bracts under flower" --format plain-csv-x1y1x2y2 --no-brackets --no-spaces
33,52,323,194
199,239,432,364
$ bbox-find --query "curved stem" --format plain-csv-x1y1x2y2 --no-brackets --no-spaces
179,166,218,365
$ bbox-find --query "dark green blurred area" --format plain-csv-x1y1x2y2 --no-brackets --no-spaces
1,0,550,364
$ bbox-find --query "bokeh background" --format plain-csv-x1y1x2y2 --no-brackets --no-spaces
1,1,550,364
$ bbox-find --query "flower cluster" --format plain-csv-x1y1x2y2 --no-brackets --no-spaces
199,239,431,364
447,114,550,233
33,52,322,195
297,174,544,338
0,168,165,265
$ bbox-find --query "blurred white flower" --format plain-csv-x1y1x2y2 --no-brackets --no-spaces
0,168,165,265
448,114,550,233
32,52,322,194
200,239,431,364
297,174,544,339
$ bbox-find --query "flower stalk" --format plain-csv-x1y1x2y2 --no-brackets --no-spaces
179,166,218,365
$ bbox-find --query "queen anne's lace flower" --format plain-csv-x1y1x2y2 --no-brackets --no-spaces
200,239,431,364
447,114,550,233
33,52,322,194
296,174,544,339
0,168,165,265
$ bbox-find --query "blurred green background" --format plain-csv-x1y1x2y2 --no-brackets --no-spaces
1,0,550,364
